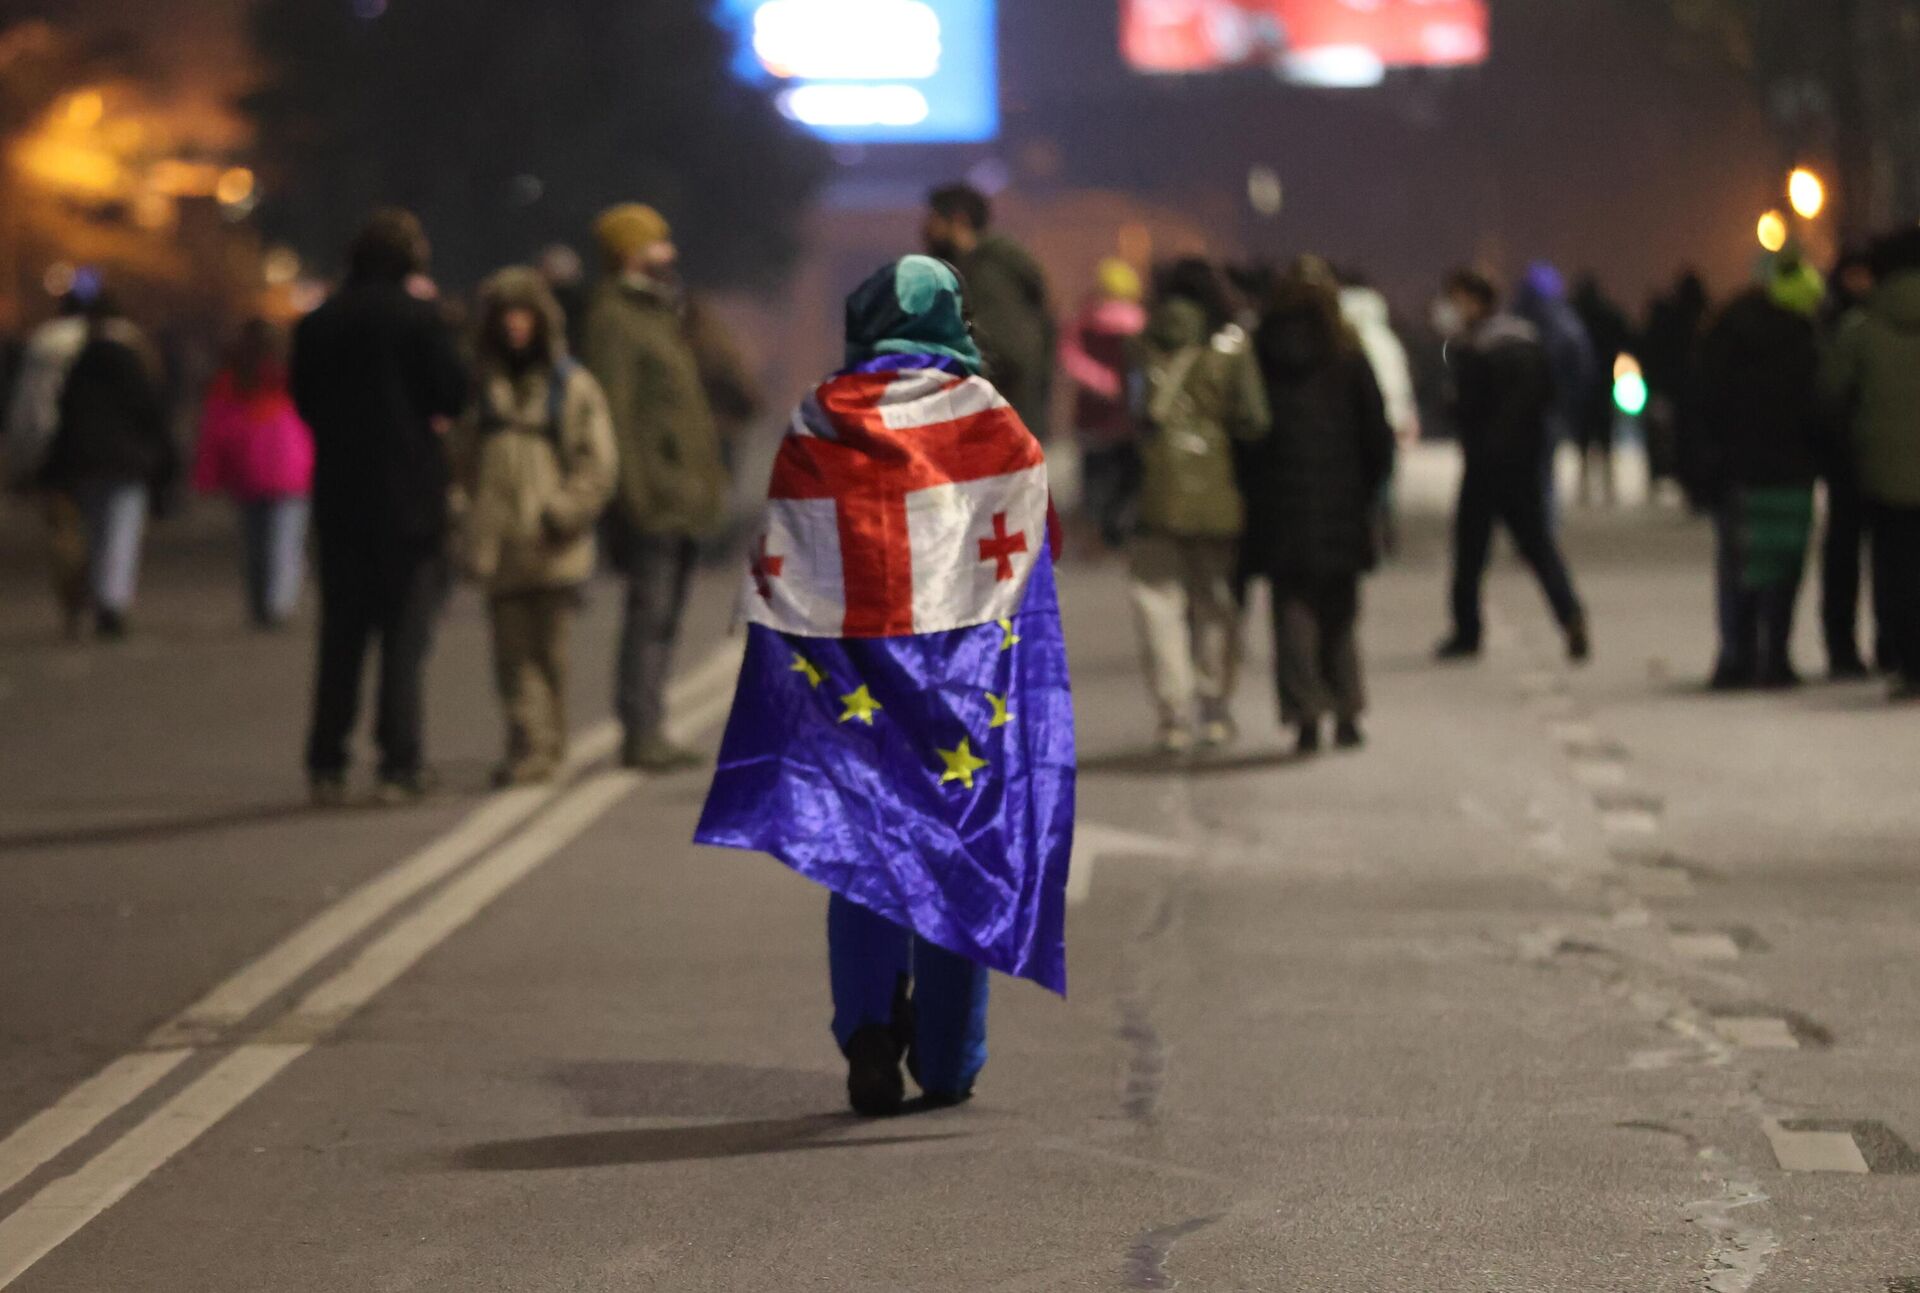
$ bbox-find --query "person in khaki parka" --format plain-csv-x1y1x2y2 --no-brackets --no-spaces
451,268,617,785
582,204,730,771
1127,270,1270,754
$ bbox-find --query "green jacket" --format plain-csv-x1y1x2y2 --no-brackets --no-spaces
581,277,728,536
1821,271,1920,507
1131,298,1271,538
959,234,1056,435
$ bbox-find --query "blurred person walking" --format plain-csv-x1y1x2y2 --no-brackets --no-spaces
583,204,729,772
292,210,469,805
1513,263,1596,520
1817,248,1885,679
1641,271,1711,506
451,269,617,787
4,291,93,636
1059,257,1148,550
1434,269,1590,664
1246,270,1396,755
922,183,1057,437
1570,275,1634,507
1822,227,1920,700
39,294,175,641
1128,262,1270,753
1694,258,1825,690
192,320,314,629
1336,269,1418,557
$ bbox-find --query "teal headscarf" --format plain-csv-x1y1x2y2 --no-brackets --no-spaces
844,255,984,374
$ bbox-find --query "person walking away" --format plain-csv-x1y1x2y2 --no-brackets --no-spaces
1570,275,1634,507
1514,263,1596,522
39,294,175,640
1694,258,1825,689
922,183,1057,437
450,268,617,786
1434,269,1591,663
1822,226,1920,700
583,204,729,772
7,292,104,637
1816,249,1884,679
1246,271,1396,754
192,320,314,629
697,256,1074,1117
1128,270,1270,753
1641,271,1711,506
1335,269,1418,558
291,210,469,805
1059,257,1147,550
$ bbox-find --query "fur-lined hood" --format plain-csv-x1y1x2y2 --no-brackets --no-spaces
476,266,570,367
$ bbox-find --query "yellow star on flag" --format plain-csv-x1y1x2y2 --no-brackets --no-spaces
838,684,883,726
997,618,1022,651
790,653,825,689
987,692,1013,728
938,738,990,790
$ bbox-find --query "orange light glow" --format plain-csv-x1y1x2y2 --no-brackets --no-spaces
11,136,121,195
215,166,255,206
64,90,106,131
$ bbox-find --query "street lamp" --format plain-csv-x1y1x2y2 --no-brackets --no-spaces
1788,168,1827,220
1757,210,1790,253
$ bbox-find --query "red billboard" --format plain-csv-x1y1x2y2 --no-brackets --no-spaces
1123,0,1489,81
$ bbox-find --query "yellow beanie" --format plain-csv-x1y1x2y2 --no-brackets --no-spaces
1097,257,1143,303
594,204,672,269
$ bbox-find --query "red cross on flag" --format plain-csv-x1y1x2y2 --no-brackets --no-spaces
744,366,1051,639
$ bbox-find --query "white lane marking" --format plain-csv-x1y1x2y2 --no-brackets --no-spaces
0,772,639,1287
1067,823,1196,906
1713,1018,1799,1051
0,642,740,1225
1763,1122,1869,1174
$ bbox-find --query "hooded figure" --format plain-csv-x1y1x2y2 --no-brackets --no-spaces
1696,257,1825,689
450,268,617,784
697,256,1075,1117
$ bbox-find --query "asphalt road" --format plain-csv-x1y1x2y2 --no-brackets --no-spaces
1,472,1916,1291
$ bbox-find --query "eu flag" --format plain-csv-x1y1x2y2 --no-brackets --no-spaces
695,357,1076,993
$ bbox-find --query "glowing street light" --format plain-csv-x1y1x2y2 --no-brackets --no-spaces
1757,210,1790,253
1788,168,1826,220
1611,353,1648,418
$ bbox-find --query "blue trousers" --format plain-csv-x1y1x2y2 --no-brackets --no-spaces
827,895,990,1099
240,496,309,626
76,481,148,615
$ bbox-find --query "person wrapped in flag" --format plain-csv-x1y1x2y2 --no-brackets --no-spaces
696,256,1075,1116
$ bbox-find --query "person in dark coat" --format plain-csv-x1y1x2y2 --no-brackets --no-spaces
40,294,174,640
1695,258,1826,689
923,183,1056,437
1435,269,1590,663
1641,270,1711,503
1570,275,1633,506
1817,248,1883,678
1243,270,1395,754
291,209,469,805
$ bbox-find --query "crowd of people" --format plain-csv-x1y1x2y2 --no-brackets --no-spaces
3,184,1917,804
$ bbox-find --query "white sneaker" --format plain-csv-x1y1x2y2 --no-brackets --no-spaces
1158,725,1195,755
1200,717,1238,749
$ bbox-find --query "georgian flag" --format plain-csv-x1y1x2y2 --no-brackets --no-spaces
699,360,1075,992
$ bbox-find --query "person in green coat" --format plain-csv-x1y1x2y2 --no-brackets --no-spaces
583,204,730,769
1821,226,1920,698
1126,267,1270,753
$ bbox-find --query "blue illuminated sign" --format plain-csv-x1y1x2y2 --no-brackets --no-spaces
718,0,999,144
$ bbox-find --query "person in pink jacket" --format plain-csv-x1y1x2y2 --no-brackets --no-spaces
193,320,315,628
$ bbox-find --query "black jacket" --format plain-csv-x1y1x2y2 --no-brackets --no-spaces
1450,317,1556,472
1241,316,1396,578
1694,288,1821,493
291,281,468,549
43,331,174,493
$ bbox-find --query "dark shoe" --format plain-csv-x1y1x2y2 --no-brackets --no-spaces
1708,663,1754,692
1891,677,1920,704
94,608,127,641
1294,722,1322,756
1565,619,1591,665
621,736,703,774
845,1025,906,1118
1829,657,1870,682
1434,635,1481,662
1334,720,1365,750
309,773,348,808
1756,665,1802,691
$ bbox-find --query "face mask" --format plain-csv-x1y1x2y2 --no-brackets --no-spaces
1430,298,1466,340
